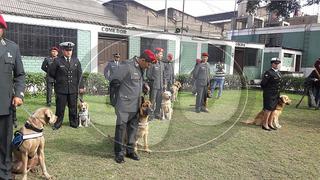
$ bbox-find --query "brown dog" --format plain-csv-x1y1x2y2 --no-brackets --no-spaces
12,108,57,180
135,97,152,153
171,81,182,102
243,95,291,128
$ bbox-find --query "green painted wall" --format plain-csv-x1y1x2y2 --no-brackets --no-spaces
263,52,280,73
22,56,45,73
180,41,197,74
167,40,176,60
225,45,233,74
201,43,208,53
232,34,259,43
243,67,260,80
129,36,141,59
77,30,91,72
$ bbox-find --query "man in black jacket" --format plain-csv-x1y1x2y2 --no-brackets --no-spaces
0,14,25,180
41,46,59,106
49,42,84,129
260,57,282,131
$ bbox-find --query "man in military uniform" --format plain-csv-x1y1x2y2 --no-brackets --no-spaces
260,57,282,131
41,47,59,106
0,14,25,180
193,53,210,113
104,53,120,81
49,42,84,129
163,53,175,91
146,48,164,119
111,49,155,163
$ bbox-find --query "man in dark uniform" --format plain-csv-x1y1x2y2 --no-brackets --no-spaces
146,48,164,120
260,57,282,131
111,49,155,163
41,47,59,106
163,53,175,91
49,42,84,129
193,53,210,113
0,14,25,180
305,59,320,109
104,53,120,81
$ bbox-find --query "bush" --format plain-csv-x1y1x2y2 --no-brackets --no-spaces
25,72,46,96
280,76,305,93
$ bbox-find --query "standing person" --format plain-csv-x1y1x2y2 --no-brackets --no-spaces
163,53,175,91
146,48,164,120
41,47,59,106
49,42,84,129
111,49,155,163
191,58,202,95
305,59,320,109
193,53,210,113
0,14,25,180
210,61,225,99
260,57,282,131
104,53,121,81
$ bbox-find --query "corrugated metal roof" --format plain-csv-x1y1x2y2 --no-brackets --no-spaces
0,0,123,26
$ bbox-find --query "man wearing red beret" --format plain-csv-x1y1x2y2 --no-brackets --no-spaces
41,47,59,107
110,49,155,163
0,14,26,179
163,53,175,91
146,47,165,120
192,52,211,113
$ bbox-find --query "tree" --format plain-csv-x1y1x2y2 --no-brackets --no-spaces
244,0,301,18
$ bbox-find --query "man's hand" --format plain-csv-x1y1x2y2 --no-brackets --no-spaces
12,97,23,107
79,88,86,94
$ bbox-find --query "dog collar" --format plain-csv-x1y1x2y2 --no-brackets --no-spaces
138,122,148,126
23,132,43,140
25,122,43,133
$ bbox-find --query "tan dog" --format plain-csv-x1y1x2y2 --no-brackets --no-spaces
243,95,291,128
12,108,57,180
78,101,90,127
171,81,182,102
161,91,173,120
135,97,152,153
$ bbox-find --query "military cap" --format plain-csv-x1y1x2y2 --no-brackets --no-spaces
0,14,7,29
202,52,209,57
113,53,120,57
59,42,75,50
271,57,281,63
155,47,164,54
141,49,156,63
50,46,59,51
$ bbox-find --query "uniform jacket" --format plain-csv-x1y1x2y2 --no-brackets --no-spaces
0,38,25,115
146,60,164,90
49,56,84,94
104,60,119,81
111,57,144,112
193,62,210,87
41,56,56,82
163,60,175,84
305,69,320,88
261,68,282,94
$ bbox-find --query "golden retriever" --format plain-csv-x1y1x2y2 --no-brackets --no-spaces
12,108,57,180
161,91,173,120
78,101,90,127
135,97,153,153
171,81,182,102
243,95,291,128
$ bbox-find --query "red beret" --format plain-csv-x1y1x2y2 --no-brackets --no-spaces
0,14,7,29
50,47,59,51
155,48,164,54
143,49,157,63
167,53,173,60
202,52,209,57
196,59,201,64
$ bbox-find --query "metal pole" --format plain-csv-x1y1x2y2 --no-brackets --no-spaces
164,0,168,32
181,0,185,34
179,0,186,73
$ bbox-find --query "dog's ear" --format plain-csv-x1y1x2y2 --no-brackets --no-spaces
44,108,52,123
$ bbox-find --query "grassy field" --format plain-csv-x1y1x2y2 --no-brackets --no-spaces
15,90,320,179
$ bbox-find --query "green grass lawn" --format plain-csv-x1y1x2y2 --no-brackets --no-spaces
15,90,320,179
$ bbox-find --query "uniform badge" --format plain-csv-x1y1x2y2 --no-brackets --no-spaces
7,52,13,58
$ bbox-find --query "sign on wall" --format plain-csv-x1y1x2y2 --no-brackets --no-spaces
101,26,127,34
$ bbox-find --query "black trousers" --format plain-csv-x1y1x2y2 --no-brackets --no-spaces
54,93,78,128
46,81,54,105
0,115,12,180
114,110,139,156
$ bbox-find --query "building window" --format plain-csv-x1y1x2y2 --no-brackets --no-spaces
140,37,167,56
244,48,258,66
208,44,226,64
6,22,77,57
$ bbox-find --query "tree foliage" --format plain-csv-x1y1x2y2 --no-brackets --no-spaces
304,0,320,6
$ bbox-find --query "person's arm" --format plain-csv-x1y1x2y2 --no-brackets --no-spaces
48,58,58,78
260,71,270,89
12,46,26,106
192,64,200,79
41,58,48,73
104,63,111,80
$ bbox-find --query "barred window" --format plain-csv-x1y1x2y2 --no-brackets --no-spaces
6,22,77,57
140,37,167,56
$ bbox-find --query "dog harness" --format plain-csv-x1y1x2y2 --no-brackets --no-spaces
12,122,44,150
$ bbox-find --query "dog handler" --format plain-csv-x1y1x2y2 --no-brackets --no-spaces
0,14,26,179
111,49,156,163
260,57,282,131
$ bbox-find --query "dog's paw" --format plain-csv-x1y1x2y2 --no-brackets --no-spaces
144,148,152,153
44,172,52,180
276,125,282,129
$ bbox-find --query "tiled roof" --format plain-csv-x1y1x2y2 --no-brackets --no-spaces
0,0,123,26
